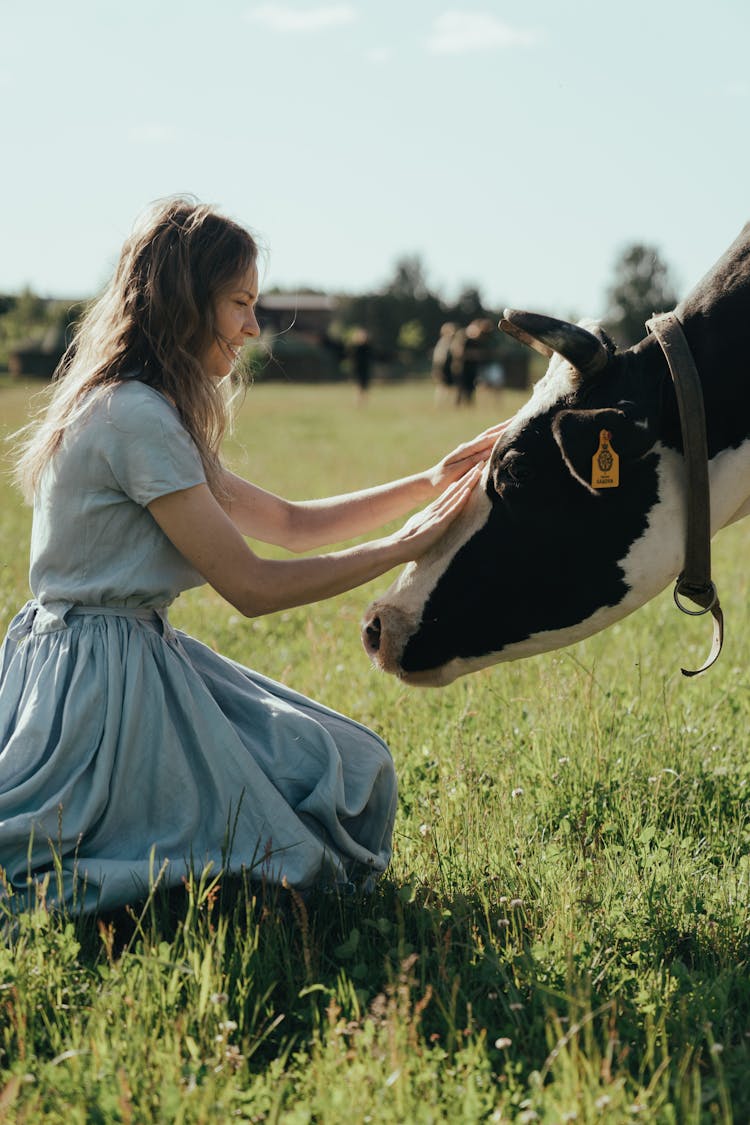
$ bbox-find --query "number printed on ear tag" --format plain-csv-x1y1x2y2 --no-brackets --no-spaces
592,429,619,489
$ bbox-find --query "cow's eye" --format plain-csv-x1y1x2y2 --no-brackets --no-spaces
492,452,530,493
507,456,531,483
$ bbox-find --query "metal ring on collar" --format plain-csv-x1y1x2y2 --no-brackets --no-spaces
673,580,718,616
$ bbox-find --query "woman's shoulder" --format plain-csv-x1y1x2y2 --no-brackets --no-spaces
78,378,205,502
107,378,178,415
71,379,189,464
101,379,184,436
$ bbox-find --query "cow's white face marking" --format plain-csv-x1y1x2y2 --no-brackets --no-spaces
504,352,578,441
366,474,493,675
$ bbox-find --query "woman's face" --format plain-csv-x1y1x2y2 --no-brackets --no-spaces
201,264,260,379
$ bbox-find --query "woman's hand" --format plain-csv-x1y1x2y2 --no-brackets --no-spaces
427,420,511,491
386,462,485,563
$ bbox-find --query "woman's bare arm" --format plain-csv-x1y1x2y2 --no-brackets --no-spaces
220,421,508,551
148,465,483,617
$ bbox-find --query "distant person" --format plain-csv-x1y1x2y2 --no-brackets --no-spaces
451,318,496,406
348,327,373,404
431,321,457,406
0,196,502,915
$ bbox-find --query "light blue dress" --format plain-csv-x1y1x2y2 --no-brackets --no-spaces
0,382,397,913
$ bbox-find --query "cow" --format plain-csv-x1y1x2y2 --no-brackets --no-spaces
362,223,750,686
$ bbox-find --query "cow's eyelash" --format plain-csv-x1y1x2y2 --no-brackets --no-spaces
498,452,531,484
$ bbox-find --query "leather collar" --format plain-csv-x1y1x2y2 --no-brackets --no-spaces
646,312,723,676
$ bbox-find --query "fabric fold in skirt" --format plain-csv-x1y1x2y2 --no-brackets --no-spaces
0,602,397,914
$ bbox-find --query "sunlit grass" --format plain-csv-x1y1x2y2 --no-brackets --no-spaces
1,377,749,1121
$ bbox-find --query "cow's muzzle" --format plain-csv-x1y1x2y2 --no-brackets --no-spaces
362,602,462,687
360,603,415,676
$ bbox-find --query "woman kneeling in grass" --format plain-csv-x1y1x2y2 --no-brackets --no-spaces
0,197,499,913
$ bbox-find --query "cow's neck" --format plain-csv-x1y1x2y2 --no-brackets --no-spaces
627,311,750,535
629,312,750,461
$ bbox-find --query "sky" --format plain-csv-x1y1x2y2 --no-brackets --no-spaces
2,0,749,319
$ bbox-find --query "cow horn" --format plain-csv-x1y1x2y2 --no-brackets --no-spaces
499,310,609,379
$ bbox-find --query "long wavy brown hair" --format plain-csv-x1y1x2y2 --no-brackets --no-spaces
13,196,259,500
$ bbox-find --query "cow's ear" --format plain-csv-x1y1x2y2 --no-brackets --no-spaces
552,407,655,493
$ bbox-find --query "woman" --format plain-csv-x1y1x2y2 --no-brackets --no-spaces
0,198,499,914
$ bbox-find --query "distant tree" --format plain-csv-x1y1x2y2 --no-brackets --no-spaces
384,255,430,301
337,259,502,372
338,254,446,361
397,319,425,351
448,285,492,325
0,290,86,369
8,287,47,331
0,288,45,367
605,243,678,347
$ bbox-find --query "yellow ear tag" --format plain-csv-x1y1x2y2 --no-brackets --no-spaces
591,429,619,489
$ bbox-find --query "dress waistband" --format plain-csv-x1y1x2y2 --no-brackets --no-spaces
67,605,164,621
8,600,175,642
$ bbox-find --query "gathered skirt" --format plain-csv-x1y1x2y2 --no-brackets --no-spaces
0,602,397,914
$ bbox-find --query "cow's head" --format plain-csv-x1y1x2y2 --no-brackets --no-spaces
362,310,693,685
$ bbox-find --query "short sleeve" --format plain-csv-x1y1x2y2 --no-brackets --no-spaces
100,383,207,506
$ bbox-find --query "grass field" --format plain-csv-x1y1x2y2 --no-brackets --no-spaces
0,377,749,1123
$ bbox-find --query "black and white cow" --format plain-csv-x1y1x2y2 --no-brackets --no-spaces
363,223,750,685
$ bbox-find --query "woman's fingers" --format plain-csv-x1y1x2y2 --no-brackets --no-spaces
401,463,480,535
395,463,485,560
447,459,485,497
441,420,511,466
417,463,484,524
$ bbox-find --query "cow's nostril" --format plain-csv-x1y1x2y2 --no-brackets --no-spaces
363,615,381,653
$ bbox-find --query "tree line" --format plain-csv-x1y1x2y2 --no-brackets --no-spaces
0,242,678,373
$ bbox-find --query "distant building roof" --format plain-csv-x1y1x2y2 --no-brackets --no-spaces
257,293,339,341
258,294,338,312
